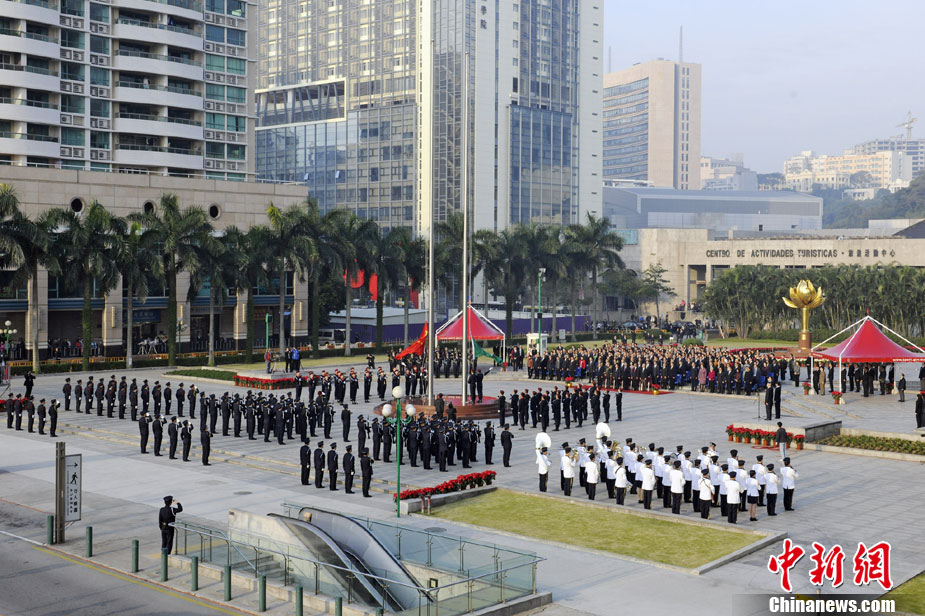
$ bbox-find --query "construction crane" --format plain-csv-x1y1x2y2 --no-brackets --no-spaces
897,111,917,140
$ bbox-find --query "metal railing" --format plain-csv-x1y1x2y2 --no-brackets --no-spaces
116,80,203,97
116,17,202,37
0,62,59,76
0,131,58,142
115,143,202,156
6,0,57,9
114,112,202,127
0,97,58,109
116,49,202,68
172,516,542,616
141,0,203,12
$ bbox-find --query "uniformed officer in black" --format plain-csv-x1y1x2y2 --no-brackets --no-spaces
341,405,352,441
181,421,192,461
152,381,162,417
62,378,72,412
159,496,182,553
299,439,311,485
37,398,47,434
48,399,59,437
25,396,35,432
313,441,326,488
84,376,94,414
129,378,139,421
139,412,151,453
152,416,165,456
74,379,83,413
484,422,495,464
118,377,127,419
360,448,373,497
176,383,186,417
343,445,356,494
200,428,212,465
164,382,173,415
501,424,514,467
221,393,231,436
371,418,382,460
141,379,150,415
168,416,179,459
327,443,339,490
94,379,104,416
246,402,256,440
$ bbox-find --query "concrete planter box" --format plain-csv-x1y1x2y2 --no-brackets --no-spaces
400,485,497,515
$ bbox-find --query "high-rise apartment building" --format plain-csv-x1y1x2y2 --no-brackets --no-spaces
602,59,701,190
852,137,925,178
255,0,602,231
0,0,255,178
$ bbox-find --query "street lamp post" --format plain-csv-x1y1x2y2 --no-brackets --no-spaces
537,268,546,334
176,319,186,356
2,320,18,366
381,384,415,518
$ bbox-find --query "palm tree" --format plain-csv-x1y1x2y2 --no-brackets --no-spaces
187,232,234,367
370,226,409,352
531,225,567,341
224,225,272,363
266,202,316,354
485,226,530,338
471,229,501,319
118,221,162,369
0,185,57,372
567,214,624,340
49,201,124,371
434,212,464,315
302,204,352,358
339,214,378,355
402,235,427,344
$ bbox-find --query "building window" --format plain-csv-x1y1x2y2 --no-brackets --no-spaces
90,99,109,117
90,67,109,86
206,0,223,12
226,86,246,103
90,131,109,149
227,144,245,160
227,57,245,75
226,29,245,47
206,25,224,43
206,142,225,158
61,127,85,146
206,113,225,129
90,35,109,54
206,54,225,72
61,28,84,50
227,115,246,132
227,0,245,16
206,84,225,100
89,3,109,23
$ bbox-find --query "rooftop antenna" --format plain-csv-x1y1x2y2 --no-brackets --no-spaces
679,25,684,63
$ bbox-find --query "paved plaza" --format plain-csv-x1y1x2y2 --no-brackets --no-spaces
1,359,923,614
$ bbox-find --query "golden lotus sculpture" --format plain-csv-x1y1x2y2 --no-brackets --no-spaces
782,279,825,351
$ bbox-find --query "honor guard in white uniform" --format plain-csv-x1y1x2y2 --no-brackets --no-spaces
669,460,685,514
584,453,600,500
780,458,798,511
640,459,656,509
537,447,551,492
725,471,742,524
752,455,768,506
765,463,780,516
561,447,576,496
614,457,629,505
698,469,714,519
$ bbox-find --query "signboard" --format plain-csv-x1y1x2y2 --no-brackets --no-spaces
132,309,161,324
64,453,82,522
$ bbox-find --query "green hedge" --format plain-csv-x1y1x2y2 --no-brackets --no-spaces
682,338,704,346
818,435,925,456
744,328,925,347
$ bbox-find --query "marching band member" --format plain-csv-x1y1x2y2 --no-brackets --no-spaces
561,447,576,496
615,457,629,505
537,446,551,492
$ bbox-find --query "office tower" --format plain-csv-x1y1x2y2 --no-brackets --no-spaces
255,0,602,230
602,59,701,190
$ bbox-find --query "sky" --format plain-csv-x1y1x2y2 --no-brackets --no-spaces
603,0,925,172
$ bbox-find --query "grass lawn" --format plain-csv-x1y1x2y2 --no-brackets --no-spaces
431,489,759,568
883,571,925,614
165,368,236,381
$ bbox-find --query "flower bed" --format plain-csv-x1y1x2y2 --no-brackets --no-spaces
233,375,298,390
726,424,794,446
394,470,497,501
817,435,925,456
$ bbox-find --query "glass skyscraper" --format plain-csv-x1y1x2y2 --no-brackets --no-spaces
255,0,601,233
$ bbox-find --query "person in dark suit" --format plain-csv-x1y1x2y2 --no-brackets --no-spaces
327,443,339,491
343,445,356,494
483,422,495,464
764,385,774,420
313,442,326,488
360,448,373,497
200,429,212,465
300,439,311,485
774,381,782,418
500,424,514,467
159,496,182,554
898,373,906,403
476,369,484,403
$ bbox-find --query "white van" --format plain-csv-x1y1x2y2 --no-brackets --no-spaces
318,329,346,345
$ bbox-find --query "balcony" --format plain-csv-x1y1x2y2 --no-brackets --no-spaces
116,0,202,22
112,143,203,169
0,61,59,90
114,81,203,110
113,112,203,140
113,18,202,51
113,49,202,81
0,27,60,59
0,0,60,26
0,96,59,124
0,130,59,157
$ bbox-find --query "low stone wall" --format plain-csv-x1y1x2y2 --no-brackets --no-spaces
399,485,497,515
730,420,841,443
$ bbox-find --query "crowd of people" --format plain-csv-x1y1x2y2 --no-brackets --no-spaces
536,428,800,525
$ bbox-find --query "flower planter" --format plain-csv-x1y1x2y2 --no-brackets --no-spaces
735,437,743,443
796,442,804,450
728,435,734,442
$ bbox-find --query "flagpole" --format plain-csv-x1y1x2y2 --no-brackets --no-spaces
460,51,470,404
426,35,435,406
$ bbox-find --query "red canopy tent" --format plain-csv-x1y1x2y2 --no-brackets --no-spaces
811,316,925,392
435,305,505,341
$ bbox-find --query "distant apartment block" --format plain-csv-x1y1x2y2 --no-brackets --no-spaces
602,59,701,190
